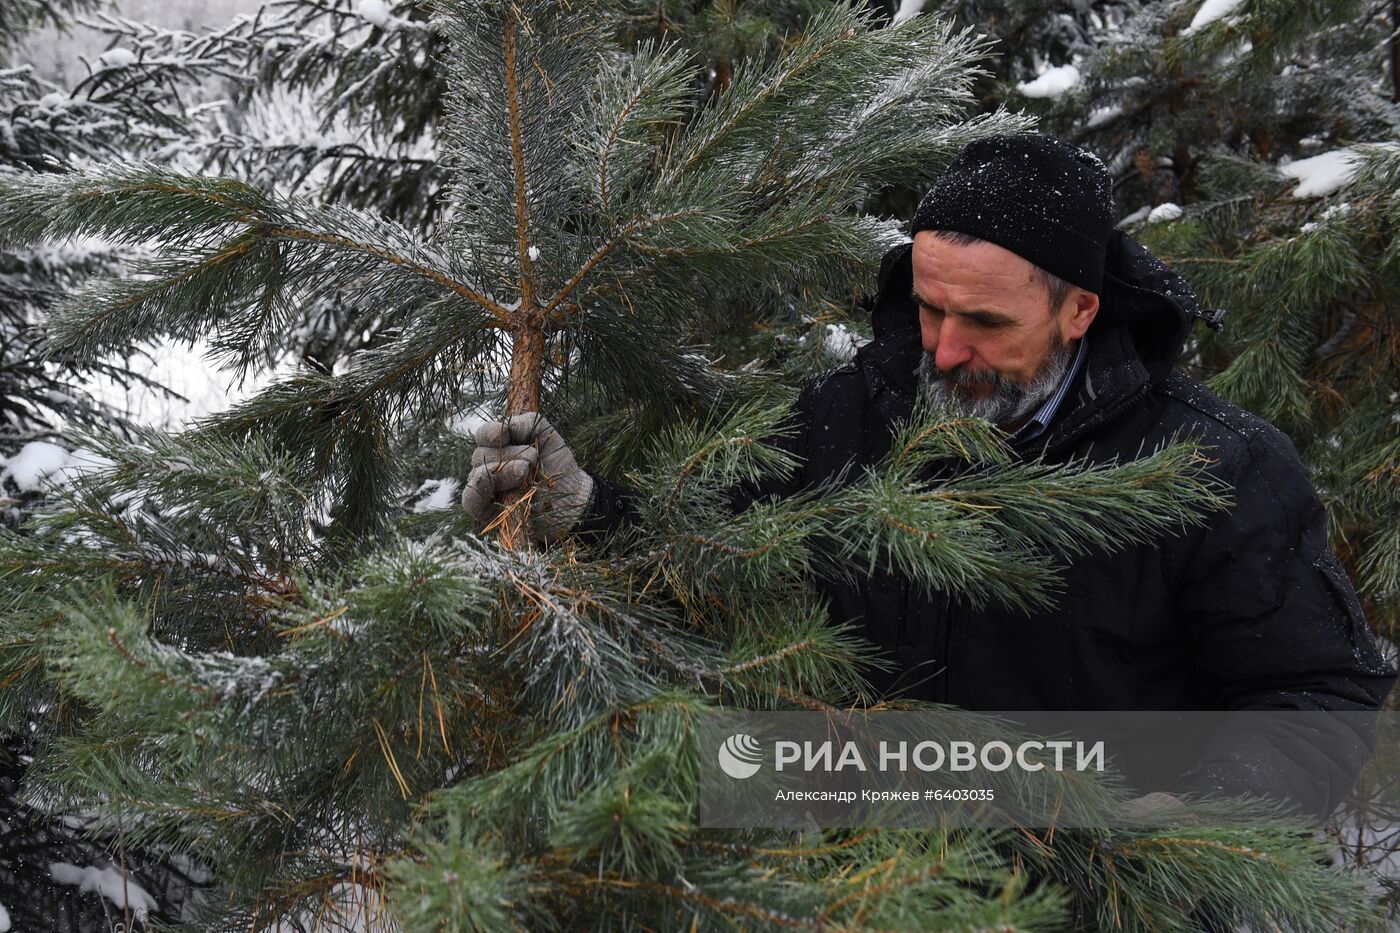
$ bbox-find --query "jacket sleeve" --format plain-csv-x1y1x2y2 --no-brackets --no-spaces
569,386,816,539
1170,425,1397,820
568,471,643,540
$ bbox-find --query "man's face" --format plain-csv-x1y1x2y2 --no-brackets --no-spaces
910,231,1099,425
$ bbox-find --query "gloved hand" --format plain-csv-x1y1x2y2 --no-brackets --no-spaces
461,412,593,543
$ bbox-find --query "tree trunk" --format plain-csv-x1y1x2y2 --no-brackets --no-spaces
498,319,544,550
498,11,544,552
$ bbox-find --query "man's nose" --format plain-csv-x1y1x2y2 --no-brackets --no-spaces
930,320,973,372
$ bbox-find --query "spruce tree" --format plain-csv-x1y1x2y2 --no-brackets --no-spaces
0,2,1388,929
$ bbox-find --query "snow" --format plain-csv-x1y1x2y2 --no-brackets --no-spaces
527,245,540,261
1086,106,1122,129
449,406,492,436
37,91,67,110
412,478,460,513
823,323,862,363
49,862,156,919
277,880,392,933
55,448,112,486
356,0,392,27
1214,38,1252,67
98,48,138,68
1147,202,1184,223
0,442,114,494
1280,149,1363,198
1016,64,1081,99
1,442,71,492
1183,0,1246,35
1119,205,1153,227
0,902,8,933
891,0,928,23
80,338,292,429
1321,201,1352,221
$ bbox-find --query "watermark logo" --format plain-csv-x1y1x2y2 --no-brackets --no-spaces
718,733,763,779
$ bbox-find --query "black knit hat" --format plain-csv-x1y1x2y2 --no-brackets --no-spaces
910,133,1115,294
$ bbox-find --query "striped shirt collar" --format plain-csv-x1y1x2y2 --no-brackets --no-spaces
1012,335,1089,442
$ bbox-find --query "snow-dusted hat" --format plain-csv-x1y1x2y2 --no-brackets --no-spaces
910,133,1115,295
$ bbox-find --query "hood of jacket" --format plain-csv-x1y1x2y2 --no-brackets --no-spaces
856,229,1209,408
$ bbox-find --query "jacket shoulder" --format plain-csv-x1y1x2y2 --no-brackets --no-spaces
1151,370,1303,476
802,358,865,398
796,359,871,437
793,353,906,481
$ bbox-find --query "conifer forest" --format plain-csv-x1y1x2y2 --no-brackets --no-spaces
1,0,1399,929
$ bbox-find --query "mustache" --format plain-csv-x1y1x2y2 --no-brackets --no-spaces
927,363,1012,389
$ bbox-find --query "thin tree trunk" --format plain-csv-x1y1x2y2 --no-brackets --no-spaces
499,321,544,549
498,12,543,551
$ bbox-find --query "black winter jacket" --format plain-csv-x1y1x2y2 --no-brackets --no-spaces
581,232,1397,818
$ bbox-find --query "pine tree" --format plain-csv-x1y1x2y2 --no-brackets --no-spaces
181,0,849,400
0,2,1388,929
205,0,837,233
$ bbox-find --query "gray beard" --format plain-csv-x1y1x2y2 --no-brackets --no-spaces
917,338,1077,428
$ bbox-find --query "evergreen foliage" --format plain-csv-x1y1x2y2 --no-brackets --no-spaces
209,0,448,231
1,4,239,927
919,0,1400,646
0,0,1392,928
0,1,92,49
891,0,1400,899
0,0,238,506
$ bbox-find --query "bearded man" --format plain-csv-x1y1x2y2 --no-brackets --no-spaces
463,133,1395,821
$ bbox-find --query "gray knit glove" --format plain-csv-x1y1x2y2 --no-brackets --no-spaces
461,412,593,543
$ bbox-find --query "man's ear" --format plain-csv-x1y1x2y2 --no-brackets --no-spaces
1062,288,1099,340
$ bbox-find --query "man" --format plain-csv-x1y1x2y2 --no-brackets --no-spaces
463,133,1396,820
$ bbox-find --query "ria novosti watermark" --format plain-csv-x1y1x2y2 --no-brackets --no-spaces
698,710,1397,829
719,732,1104,779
